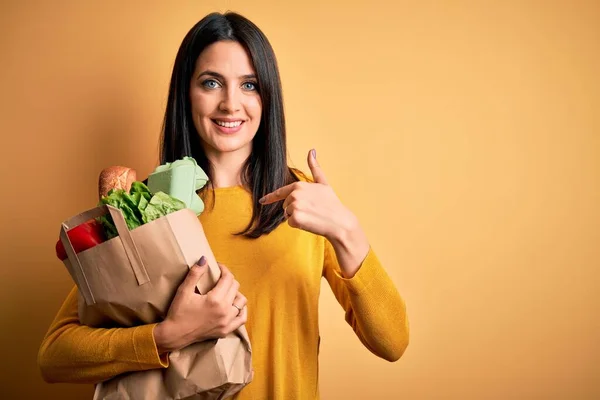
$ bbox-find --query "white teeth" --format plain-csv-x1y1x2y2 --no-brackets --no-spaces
215,120,243,128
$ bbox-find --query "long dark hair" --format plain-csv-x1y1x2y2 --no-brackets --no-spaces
160,12,299,238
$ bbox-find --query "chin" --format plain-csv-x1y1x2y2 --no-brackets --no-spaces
207,139,252,155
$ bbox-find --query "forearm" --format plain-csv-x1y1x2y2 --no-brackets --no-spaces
343,266,410,362
324,246,410,362
38,287,168,384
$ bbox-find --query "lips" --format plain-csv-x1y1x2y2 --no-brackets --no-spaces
211,118,245,134
214,120,243,128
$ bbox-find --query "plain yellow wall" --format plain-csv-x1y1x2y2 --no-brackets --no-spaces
1,1,598,399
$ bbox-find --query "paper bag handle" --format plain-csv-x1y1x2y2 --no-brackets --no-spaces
60,205,150,305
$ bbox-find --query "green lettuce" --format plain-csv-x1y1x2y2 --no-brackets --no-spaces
98,181,185,239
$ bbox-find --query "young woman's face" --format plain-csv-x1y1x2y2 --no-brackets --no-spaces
190,40,262,159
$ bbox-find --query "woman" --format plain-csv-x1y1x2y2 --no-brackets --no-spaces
38,11,409,399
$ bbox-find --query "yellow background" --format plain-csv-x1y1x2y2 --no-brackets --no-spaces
1,1,598,398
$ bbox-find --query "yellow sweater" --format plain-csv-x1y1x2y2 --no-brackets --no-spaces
38,172,409,399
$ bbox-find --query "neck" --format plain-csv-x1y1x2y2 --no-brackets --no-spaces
204,147,251,189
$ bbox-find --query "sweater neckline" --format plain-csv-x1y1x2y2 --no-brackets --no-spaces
211,185,246,192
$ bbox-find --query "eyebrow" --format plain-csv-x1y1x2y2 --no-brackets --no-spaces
197,70,257,80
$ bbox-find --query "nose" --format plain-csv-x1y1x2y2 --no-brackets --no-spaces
219,86,241,113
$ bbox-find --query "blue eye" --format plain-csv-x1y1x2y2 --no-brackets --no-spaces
242,82,257,91
202,79,220,89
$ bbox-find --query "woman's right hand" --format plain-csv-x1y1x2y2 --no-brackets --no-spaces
153,256,248,354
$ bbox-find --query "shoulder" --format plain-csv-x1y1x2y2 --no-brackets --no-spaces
289,167,314,183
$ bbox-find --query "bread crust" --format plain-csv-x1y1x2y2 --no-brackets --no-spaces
98,166,136,198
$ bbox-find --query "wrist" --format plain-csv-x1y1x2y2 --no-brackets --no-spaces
154,320,181,354
328,212,359,246
328,214,370,279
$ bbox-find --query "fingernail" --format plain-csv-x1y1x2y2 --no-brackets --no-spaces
199,256,207,266
258,197,266,204
311,149,316,159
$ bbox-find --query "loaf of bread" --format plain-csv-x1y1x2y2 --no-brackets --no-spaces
98,166,137,198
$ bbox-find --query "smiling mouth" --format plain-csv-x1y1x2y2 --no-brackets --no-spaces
212,120,244,128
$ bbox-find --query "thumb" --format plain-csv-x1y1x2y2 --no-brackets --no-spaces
180,256,209,294
307,149,328,185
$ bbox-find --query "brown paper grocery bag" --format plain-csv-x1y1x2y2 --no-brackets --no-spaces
93,335,254,400
59,205,253,400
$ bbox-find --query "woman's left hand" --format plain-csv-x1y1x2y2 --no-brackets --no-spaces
259,149,358,242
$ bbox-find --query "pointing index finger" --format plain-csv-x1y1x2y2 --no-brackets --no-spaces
259,184,295,205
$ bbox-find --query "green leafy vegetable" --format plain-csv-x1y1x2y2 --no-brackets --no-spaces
97,181,186,239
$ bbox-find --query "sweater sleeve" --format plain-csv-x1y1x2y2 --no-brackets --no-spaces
37,286,169,384
322,239,410,362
